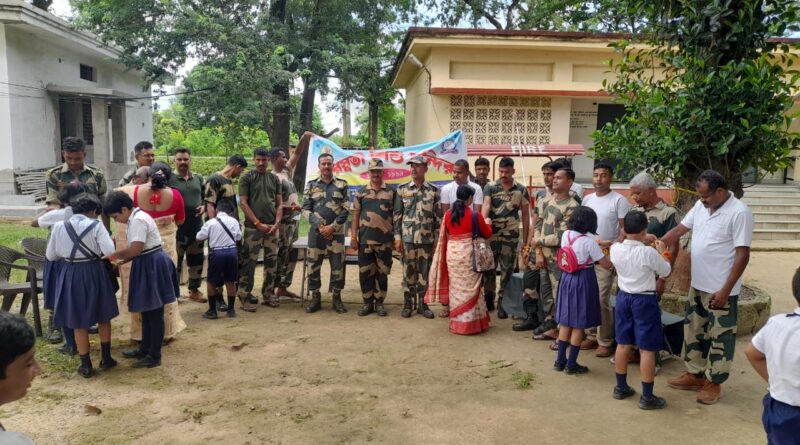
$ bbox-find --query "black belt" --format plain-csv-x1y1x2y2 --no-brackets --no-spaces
140,246,162,256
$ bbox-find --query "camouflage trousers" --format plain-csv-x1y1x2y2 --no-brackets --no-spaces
307,236,345,293
402,243,434,299
523,250,560,324
683,288,738,385
176,220,204,291
276,220,299,289
358,242,393,301
483,237,519,300
237,227,279,298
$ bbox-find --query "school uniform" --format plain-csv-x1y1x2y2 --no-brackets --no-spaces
751,308,800,445
196,211,241,287
127,208,179,361
39,207,72,311
554,230,605,329
609,240,672,351
45,214,118,329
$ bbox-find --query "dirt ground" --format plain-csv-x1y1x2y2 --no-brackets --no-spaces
1,251,797,445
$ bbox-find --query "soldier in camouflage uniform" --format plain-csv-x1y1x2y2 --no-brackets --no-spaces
44,136,108,343
393,155,440,319
238,148,283,309
303,153,350,314
529,167,578,340
352,159,396,317
481,157,529,320
472,157,491,190
118,141,155,186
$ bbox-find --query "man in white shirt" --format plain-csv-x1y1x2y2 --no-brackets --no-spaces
440,159,483,213
746,267,800,444
581,163,630,356
661,170,754,405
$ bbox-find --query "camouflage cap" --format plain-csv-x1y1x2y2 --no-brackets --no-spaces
406,155,428,165
368,158,384,170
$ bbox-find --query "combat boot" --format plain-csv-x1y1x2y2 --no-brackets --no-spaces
416,295,434,319
484,292,496,312
375,298,388,317
358,298,375,316
305,291,322,313
332,291,348,314
512,299,540,331
497,297,508,319
401,293,413,318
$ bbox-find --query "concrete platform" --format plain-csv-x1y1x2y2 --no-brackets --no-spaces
751,240,800,251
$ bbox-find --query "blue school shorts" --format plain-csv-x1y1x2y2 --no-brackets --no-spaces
207,246,238,287
763,393,800,445
614,290,663,351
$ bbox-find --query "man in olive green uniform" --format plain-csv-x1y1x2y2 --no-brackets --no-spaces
44,136,108,343
482,157,530,320
473,157,491,190
303,153,350,314
168,147,206,303
529,167,578,340
352,159,396,317
118,141,155,186
393,155,440,319
238,148,283,309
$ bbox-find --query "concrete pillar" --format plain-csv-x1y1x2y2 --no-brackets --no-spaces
550,97,571,144
0,24,13,172
91,99,109,167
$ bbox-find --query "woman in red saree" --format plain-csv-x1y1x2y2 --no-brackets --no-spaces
425,185,492,335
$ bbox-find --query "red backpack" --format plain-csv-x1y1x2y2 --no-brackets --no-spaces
556,232,592,273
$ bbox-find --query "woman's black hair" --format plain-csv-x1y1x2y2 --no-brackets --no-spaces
567,206,598,235
0,312,35,379
149,162,172,191
70,193,103,215
450,184,475,226
56,182,91,208
103,191,134,215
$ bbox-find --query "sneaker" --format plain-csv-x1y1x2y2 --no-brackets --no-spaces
564,364,589,375
99,357,118,370
697,381,722,405
553,360,566,371
667,372,706,391
613,386,636,400
226,308,237,318
639,395,667,410
202,310,218,320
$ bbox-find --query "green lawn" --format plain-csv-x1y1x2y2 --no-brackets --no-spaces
0,220,47,250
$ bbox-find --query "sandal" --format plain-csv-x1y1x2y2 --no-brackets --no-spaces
533,330,558,341
237,295,257,313
548,341,559,351
438,308,450,318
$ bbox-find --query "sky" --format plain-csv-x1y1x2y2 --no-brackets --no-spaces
50,0,351,136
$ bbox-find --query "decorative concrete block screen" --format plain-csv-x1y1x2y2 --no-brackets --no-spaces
448,95,552,145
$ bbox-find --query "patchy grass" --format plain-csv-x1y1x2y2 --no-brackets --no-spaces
35,338,79,376
511,370,535,390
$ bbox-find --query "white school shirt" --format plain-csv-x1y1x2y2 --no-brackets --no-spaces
196,211,242,249
610,240,671,294
126,209,163,250
681,192,753,295
46,214,115,261
38,207,73,228
0,429,34,445
751,308,800,407
560,230,605,266
582,191,630,241
441,181,484,212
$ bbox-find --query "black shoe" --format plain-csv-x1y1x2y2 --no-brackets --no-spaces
497,305,508,319
217,302,229,312
88,324,99,335
417,302,435,319
305,293,322,314
47,329,64,344
553,360,566,371
564,364,589,375
358,301,375,316
77,365,95,378
99,357,118,370
532,324,550,336
58,344,77,356
332,294,348,314
227,308,237,318
122,349,146,359
401,296,413,318
613,386,636,400
132,356,161,368
512,317,540,332
202,309,218,320
484,293,496,312
247,295,259,305
376,302,387,317
639,395,667,410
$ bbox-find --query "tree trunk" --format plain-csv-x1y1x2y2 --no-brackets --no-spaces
368,99,379,149
293,83,316,192
270,82,291,150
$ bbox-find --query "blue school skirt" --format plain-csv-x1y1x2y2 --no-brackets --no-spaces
555,267,601,329
52,258,119,329
43,259,64,310
128,247,179,313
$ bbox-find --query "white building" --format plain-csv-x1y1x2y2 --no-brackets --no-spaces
0,0,152,206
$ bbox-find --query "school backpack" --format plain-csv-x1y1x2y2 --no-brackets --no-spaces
556,232,592,273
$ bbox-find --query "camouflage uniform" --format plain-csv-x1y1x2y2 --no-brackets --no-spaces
118,167,138,187
274,169,299,290
203,173,239,221
523,189,554,316
631,200,680,238
169,172,205,292
354,179,396,309
303,175,349,310
393,177,440,317
683,290,738,384
237,170,282,303
45,163,107,205
483,180,529,315
530,194,578,327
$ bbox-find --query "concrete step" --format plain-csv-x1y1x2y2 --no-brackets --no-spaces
753,229,800,240
754,220,800,230
747,203,800,212
0,205,44,219
741,197,800,205
743,192,800,199
751,211,800,221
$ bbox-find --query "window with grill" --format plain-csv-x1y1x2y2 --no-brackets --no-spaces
80,64,96,82
449,95,552,145
81,99,94,145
